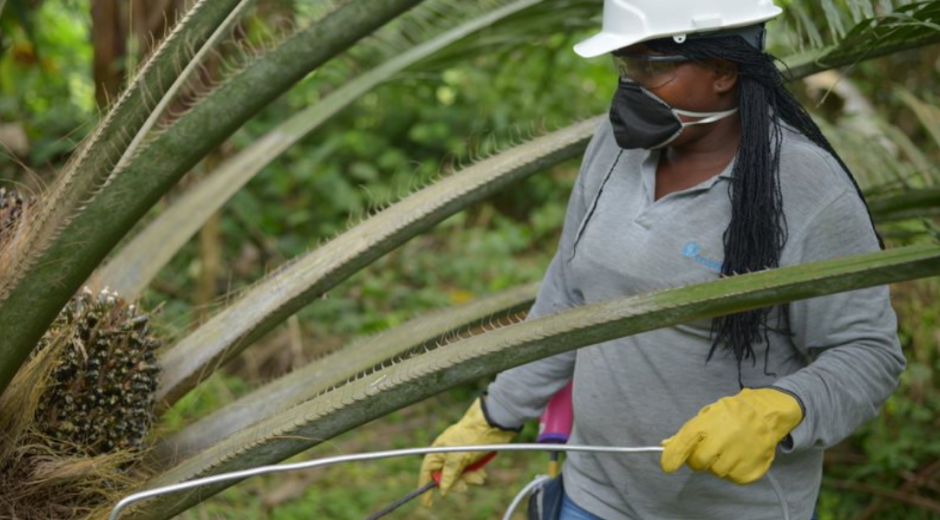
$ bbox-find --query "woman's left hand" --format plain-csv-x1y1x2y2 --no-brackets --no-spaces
660,388,803,484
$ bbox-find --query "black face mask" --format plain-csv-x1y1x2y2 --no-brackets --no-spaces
608,80,739,150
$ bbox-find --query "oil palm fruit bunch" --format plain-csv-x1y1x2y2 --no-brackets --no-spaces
0,186,26,237
33,287,161,456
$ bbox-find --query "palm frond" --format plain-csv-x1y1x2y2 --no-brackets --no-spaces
153,283,536,465
775,0,917,52
783,2,940,78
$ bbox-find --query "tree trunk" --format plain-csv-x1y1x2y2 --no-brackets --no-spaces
91,0,124,108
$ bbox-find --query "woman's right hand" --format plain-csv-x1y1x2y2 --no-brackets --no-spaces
417,398,517,506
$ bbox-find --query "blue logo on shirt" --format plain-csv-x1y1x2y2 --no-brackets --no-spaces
682,242,722,273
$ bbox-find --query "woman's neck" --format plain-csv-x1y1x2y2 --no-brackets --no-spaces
654,117,742,200
664,115,742,168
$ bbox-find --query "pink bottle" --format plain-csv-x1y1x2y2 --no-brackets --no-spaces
538,382,574,444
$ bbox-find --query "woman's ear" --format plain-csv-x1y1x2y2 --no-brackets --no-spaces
711,60,739,94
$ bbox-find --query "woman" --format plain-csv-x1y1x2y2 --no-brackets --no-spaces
418,2,903,519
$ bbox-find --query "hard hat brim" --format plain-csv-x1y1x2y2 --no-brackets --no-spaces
573,31,642,58
572,5,784,59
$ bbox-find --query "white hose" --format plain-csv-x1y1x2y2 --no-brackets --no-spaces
107,443,791,520
503,475,551,520
108,444,660,520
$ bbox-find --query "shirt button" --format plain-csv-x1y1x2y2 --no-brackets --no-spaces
635,216,651,229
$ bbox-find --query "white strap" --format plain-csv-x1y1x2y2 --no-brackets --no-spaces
675,107,739,126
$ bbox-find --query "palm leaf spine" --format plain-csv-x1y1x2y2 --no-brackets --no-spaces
154,283,537,464
110,0,257,185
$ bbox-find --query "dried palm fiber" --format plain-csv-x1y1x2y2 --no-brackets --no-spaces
33,287,162,455
0,448,139,520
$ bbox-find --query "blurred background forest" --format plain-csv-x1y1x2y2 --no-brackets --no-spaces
0,0,938,518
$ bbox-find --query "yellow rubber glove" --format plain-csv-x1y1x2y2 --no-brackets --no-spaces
418,398,517,506
661,388,803,485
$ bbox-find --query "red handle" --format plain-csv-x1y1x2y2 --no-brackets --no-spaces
431,451,497,486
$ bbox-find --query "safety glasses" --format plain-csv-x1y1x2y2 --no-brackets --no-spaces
611,52,691,89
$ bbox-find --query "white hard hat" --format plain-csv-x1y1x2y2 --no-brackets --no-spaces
573,0,783,58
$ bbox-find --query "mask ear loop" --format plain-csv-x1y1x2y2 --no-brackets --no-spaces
674,107,739,126
635,83,738,125
648,108,739,150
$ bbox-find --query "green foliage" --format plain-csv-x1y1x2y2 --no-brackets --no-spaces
158,371,253,435
0,0,94,169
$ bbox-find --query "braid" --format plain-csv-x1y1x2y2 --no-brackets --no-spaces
646,32,880,377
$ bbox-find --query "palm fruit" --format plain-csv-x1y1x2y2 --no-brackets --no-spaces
0,186,26,238
34,287,161,456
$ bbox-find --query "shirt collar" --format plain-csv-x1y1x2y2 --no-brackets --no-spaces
639,148,736,200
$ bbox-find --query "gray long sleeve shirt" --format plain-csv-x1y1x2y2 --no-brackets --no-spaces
484,119,904,520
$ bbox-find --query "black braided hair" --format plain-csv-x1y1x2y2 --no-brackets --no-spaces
645,30,880,382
